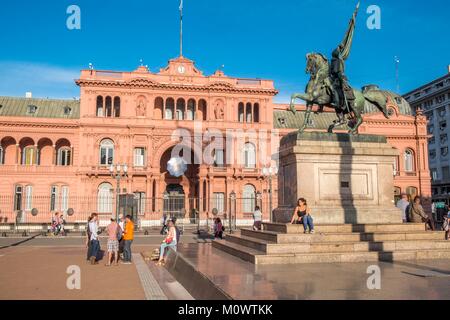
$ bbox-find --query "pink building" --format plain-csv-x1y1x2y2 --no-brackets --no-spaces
0,56,431,226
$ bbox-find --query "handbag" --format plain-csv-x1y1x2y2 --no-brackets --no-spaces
116,225,123,240
165,236,174,244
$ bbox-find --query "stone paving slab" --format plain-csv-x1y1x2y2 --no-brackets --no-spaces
172,243,450,300
0,246,147,300
132,253,167,300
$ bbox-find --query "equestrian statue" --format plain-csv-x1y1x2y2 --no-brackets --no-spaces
289,2,391,134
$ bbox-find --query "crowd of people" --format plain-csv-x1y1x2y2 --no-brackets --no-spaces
51,212,66,236
75,193,450,266
85,213,134,266
396,193,450,235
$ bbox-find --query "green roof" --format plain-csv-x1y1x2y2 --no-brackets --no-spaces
0,96,80,119
274,110,351,130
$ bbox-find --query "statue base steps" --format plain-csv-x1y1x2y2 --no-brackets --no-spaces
211,223,450,265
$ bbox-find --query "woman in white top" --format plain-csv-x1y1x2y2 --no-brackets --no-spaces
253,206,263,231
156,220,178,265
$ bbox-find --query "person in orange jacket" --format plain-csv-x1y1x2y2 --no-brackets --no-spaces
121,215,134,264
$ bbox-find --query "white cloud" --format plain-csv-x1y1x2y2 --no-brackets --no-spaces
0,61,80,99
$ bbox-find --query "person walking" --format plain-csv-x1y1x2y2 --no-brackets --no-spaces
121,215,134,264
85,214,93,262
156,220,178,266
105,218,121,266
253,206,263,231
214,218,224,239
409,196,435,231
118,214,125,260
160,213,168,235
396,193,410,223
88,213,101,265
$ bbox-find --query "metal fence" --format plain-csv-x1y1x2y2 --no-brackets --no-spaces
0,194,274,232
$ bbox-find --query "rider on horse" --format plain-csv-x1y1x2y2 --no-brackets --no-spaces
330,44,356,113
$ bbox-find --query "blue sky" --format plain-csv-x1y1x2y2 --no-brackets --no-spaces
0,0,448,102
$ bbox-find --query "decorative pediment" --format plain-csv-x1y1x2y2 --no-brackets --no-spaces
127,78,159,87
208,82,235,90
158,56,203,76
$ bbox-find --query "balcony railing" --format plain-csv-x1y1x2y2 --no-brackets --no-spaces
0,165,72,174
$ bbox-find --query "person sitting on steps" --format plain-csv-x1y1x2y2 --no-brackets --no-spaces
291,198,315,234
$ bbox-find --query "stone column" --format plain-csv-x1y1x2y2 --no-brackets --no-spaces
52,145,57,165
15,144,20,165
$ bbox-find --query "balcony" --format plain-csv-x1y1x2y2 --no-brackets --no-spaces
0,165,73,174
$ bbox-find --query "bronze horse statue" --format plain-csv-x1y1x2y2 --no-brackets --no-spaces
289,53,391,134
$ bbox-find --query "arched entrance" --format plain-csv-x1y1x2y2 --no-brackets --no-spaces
159,147,201,219
163,184,185,218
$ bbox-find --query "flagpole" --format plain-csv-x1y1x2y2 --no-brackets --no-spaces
180,0,183,57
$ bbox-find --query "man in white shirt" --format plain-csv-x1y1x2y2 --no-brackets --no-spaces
396,193,410,223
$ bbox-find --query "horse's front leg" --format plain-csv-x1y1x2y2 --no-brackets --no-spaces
289,94,301,114
349,110,363,134
299,104,313,133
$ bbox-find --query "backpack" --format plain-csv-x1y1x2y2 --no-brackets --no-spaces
86,222,92,239
175,227,181,244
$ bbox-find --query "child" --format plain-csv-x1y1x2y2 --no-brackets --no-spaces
214,218,223,239
253,206,263,231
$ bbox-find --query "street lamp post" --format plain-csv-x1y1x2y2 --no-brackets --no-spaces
109,163,128,223
262,165,278,222
229,191,236,234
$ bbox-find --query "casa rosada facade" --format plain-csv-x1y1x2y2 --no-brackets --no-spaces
0,56,432,225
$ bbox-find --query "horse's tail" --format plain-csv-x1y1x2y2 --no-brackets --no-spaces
362,90,390,119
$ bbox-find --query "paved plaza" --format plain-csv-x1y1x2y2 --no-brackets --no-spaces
0,232,201,300
1,233,448,300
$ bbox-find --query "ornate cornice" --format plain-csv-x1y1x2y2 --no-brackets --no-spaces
75,79,278,96
0,121,78,129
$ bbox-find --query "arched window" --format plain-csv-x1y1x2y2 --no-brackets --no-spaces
154,97,164,120
243,143,256,168
246,103,253,123
97,183,113,213
57,147,71,166
1,137,17,165
105,96,112,117
0,146,3,165
96,96,104,117
99,139,114,165
187,99,195,120
176,98,185,120
406,186,418,199
198,99,207,121
22,146,37,165
165,98,175,120
404,149,415,172
113,97,120,117
238,103,244,123
254,103,260,123
242,184,256,213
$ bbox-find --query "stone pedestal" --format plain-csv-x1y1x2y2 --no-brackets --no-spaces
274,132,402,224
